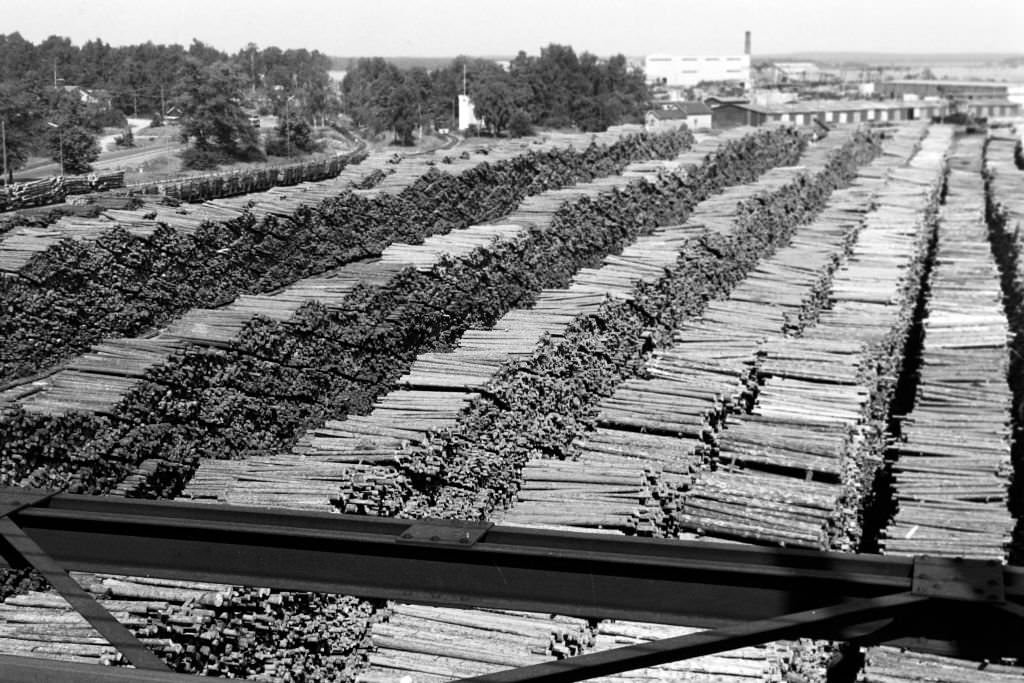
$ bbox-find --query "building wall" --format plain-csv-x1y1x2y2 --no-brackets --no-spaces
458,94,480,130
645,55,751,88
711,104,765,129
876,81,1008,100
644,113,686,133
687,113,712,129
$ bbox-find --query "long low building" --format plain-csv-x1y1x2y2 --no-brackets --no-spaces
711,98,1021,128
875,79,1010,100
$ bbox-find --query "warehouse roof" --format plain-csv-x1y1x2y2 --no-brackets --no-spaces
881,79,1009,88
673,101,713,116
648,109,688,120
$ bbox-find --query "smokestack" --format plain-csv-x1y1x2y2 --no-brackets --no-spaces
744,31,751,56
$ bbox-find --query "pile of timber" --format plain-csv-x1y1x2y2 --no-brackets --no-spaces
881,141,1015,561
13,131,650,418
178,128,758,507
0,171,125,213
0,573,374,677
585,621,794,682
114,149,367,203
674,126,952,552
0,216,160,274
987,132,1024,306
506,126,929,544
356,606,593,682
4,135,575,277
0,151,392,277
859,647,1024,682
0,591,120,665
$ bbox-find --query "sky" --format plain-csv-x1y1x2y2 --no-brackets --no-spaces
4,0,1023,57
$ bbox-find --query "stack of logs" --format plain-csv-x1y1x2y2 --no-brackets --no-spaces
670,126,950,554
881,136,1015,560
357,606,593,682
0,573,374,678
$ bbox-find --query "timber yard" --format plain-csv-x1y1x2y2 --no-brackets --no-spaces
1,3,1024,682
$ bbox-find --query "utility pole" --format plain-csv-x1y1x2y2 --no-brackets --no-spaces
160,85,166,119
2,119,8,191
53,58,58,90
46,121,64,176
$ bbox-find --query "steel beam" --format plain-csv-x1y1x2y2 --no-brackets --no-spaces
1,488,1023,670
0,654,193,682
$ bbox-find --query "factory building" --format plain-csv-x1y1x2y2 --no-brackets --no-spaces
875,79,1010,100
644,31,752,93
711,99,1021,129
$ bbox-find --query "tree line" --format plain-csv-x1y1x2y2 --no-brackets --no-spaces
0,33,339,175
341,44,651,143
0,34,653,178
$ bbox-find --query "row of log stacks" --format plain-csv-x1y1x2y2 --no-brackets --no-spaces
986,129,1024,566
0,127,712,676
0,170,125,213
318,127,877,682
582,125,946,683
669,125,951,555
3,128,679,389
881,136,1014,561
858,648,1024,683
425,128,902,682
491,125,927,546
1,128,685,419
0,574,374,678
856,128,1022,683
177,126,773,508
496,122,927,680
176,125,826,682
0,152,391,276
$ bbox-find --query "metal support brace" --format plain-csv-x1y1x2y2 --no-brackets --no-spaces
0,491,171,671
463,593,928,682
1,488,1023,680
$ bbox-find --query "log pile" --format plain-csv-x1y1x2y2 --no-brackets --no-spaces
881,139,1014,561
675,126,952,552
0,573,374,677
584,621,793,682
116,149,367,204
0,591,120,665
13,137,686,419
178,127,766,507
499,126,925,543
0,170,125,212
0,150,401,277
859,647,1024,682
357,606,593,682
173,126,822,681
1,129,688,400
0,216,159,274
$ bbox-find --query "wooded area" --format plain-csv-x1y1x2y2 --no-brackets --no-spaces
0,34,653,176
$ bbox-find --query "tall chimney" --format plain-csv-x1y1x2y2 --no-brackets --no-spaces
745,31,751,56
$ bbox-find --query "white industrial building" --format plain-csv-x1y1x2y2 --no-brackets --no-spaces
644,54,751,90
